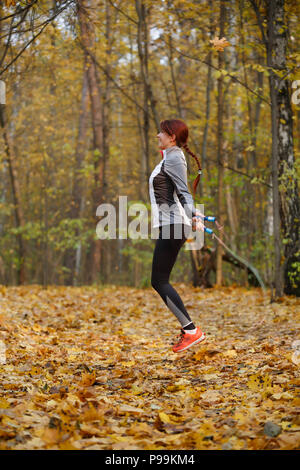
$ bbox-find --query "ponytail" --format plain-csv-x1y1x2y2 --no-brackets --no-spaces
181,142,202,197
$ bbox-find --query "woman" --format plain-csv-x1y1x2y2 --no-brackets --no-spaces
149,119,206,353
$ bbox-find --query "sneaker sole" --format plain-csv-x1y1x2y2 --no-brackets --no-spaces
173,332,206,353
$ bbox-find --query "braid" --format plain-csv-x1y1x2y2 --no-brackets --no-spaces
181,142,202,197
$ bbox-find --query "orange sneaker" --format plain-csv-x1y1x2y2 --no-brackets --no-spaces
172,326,206,353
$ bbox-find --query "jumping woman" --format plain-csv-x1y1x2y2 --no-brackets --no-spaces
149,119,206,353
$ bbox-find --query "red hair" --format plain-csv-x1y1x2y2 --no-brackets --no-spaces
160,119,202,197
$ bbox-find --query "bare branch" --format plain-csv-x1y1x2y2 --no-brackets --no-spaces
77,37,154,120
163,36,271,106
106,0,137,25
0,0,75,77
0,0,39,22
107,0,270,106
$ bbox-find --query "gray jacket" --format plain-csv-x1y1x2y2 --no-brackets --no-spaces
149,145,197,228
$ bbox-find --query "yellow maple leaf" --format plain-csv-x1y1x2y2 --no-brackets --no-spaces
247,373,272,394
0,398,10,409
80,369,96,387
35,427,62,445
210,36,231,51
81,404,105,422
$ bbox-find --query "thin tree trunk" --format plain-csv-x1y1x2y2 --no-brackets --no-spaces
201,0,214,194
201,48,213,189
225,114,239,266
216,0,226,287
135,0,151,200
226,5,242,254
97,0,113,284
266,177,274,286
78,0,105,284
0,104,26,284
74,193,87,286
0,5,26,285
66,57,89,286
167,32,182,118
267,0,285,297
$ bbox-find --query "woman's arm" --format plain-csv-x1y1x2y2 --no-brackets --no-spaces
164,151,198,220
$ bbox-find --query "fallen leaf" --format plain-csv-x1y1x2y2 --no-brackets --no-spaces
80,370,97,387
118,404,144,414
200,390,222,404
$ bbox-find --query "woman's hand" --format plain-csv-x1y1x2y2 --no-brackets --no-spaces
192,211,205,232
194,209,204,218
192,209,204,223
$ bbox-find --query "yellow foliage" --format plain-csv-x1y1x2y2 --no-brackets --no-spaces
0,285,298,450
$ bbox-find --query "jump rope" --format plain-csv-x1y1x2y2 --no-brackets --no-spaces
159,149,267,297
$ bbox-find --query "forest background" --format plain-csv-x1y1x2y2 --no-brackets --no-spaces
0,0,300,452
0,0,300,299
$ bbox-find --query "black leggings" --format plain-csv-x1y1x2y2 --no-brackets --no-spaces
151,223,194,329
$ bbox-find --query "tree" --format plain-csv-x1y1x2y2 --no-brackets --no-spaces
78,0,105,284
215,0,226,287
250,0,300,296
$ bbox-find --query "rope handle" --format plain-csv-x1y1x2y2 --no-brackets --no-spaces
192,213,225,235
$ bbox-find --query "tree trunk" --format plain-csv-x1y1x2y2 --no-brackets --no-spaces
167,32,182,118
135,0,151,200
101,0,113,284
78,0,105,285
64,55,90,285
266,0,300,296
250,0,300,297
215,0,226,287
191,246,216,288
201,0,214,196
0,104,26,284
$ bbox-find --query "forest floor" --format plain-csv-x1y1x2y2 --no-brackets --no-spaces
0,284,299,450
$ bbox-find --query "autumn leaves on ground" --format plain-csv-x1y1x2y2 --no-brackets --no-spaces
0,284,299,450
